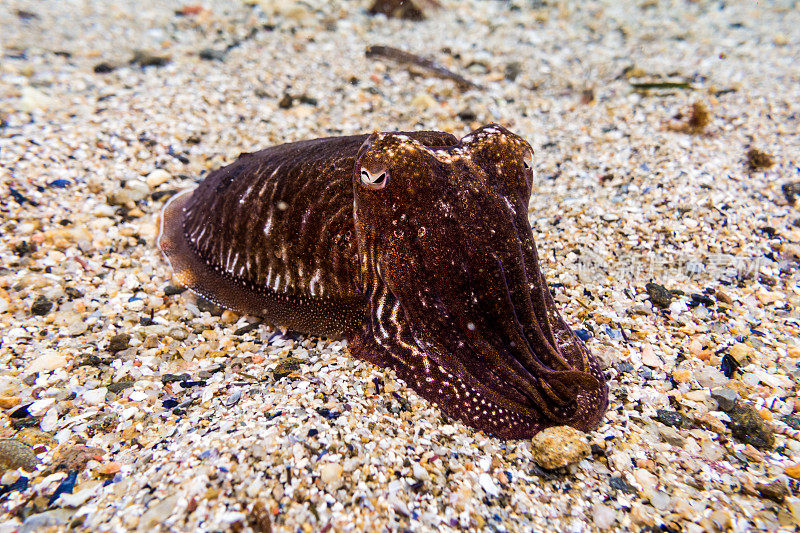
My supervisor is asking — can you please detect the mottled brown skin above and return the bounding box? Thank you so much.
[158,124,608,440]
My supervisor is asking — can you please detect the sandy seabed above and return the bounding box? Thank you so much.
[1,0,800,531]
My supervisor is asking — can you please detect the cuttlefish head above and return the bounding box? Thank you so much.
[348,124,608,440]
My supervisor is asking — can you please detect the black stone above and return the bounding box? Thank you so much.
[93,62,116,73]
[30,295,53,316]
[163,285,185,296]
[199,48,227,61]
[727,402,775,449]
[278,94,294,109]
[316,408,341,420]
[720,353,740,378]
[614,362,634,374]
[161,373,191,384]
[780,415,800,430]
[130,50,170,67]
[107,381,135,393]
[782,181,800,205]
[656,409,685,428]
[645,282,673,308]
[107,334,131,353]
[64,287,84,299]
[609,476,637,495]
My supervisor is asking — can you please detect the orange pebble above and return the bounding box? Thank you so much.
[785,463,800,479]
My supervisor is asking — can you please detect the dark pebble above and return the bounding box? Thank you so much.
[614,362,634,374]
[48,470,78,505]
[13,241,36,256]
[296,94,317,106]
[87,413,118,436]
[637,367,653,380]
[656,409,685,428]
[755,480,788,503]
[278,94,294,109]
[162,399,179,409]
[179,380,206,388]
[31,295,53,316]
[689,293,714,307]
[10,416,40,430]
[197,371,214,380]
[779,414,800,430]
[130,50,170,67]
[22,373,38,386]
[457,109,477,122]
[76,355,103,367]
[163,285,185,296]
[10,404,32,418]
[199,48,226,61]
[0,476,28,498]
[308,428,319,438]
[107,381,135,393]
[316,408,341,420]
[273,357,303,380]
[161,373,190,384]
[93,62,116,73]
[726,402,775,449]
[107,333,131,353]
[504,61,522,81]
[48,179,72,188]
[783,181,800,205]
[574,328,592,341]
[152,189,178,202]
[609,476,637,494]
[710,387,738,412]
[64,286,84,299]
[645,282,673,308]
[590,444,605,456]
[195,296,224,316]
[368,0,425,20]
[720,353,740,378]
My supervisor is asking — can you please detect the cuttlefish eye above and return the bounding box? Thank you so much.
[522,150,533,170]
[360,167,389,190]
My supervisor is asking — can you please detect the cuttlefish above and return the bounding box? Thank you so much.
[157,124,608,440]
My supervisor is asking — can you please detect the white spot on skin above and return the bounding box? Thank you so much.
[467,322,476,331]
[277,201,289,211]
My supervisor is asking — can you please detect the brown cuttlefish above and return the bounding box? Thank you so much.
[158,124,608,440]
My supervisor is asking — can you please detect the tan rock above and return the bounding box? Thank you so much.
[530,426,590,469]
[0,397,22,409]
[785,462,800,479]
[319,463,343,484]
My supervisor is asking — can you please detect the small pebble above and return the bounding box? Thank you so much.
[0,439,39,472]
[107,333,131,353]
[645,282,673,308]
[319,463,343,484]
[727,402,775,449]
[655,409,685,428]
[30,295,53,316]
[711,387,739,412]
[530,426,590,469]
[273,357,303,380]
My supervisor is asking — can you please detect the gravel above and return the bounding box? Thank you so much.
[1,0,800,530]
